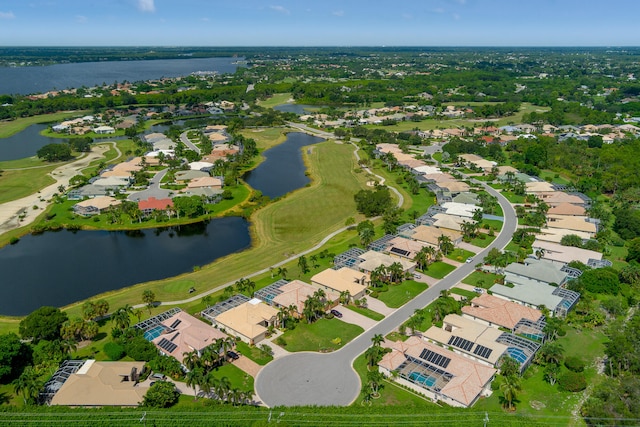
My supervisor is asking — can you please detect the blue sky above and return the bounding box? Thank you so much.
[0,0,638,46]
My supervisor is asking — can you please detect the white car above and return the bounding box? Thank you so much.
[466,257,474,263]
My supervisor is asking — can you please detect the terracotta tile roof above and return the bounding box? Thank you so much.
[462,293,543,329]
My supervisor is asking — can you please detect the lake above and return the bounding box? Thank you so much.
[0,217,251,316]
[244,132,325,199]
[273,104,321,115]
[0,57,240,96]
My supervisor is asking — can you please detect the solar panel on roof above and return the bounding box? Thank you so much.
[169,319,182,329]
[473,344,493,359]
[390,247,410,257]
[448,335,474,352]
[158,338,178,353]
[419,348,451,369]
[170,332,180,342]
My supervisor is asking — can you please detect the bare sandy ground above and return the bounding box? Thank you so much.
[0,142,116,235]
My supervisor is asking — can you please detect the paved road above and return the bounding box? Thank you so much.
[128,168,171,202]
[254,181,517,407]
[179,131,201,154]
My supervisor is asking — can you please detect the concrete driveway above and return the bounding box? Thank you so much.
[128,168,173,201]
[336,307,377,330]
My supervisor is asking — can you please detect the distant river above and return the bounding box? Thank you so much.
[0,57,240,96]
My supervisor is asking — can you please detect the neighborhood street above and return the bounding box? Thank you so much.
[254,182,517,407]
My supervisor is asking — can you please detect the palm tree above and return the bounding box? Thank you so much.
[13,367,42,405]
[367,370,385,397]
[413,250,428,271]
[200,346,220,372]
[182,350,201,372]
[111,305,133,331]
[216,376,232,401]
[500,374,521,410]
[371,334,384,347]
[387,262,404,284]
[277,267,288,280]
[539,342,565,366]
[364,346,381,370]
[310,255,319,269]
[185,366,205,400]
[438,234,454,256]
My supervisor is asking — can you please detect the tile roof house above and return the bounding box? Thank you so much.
[531,239,603,266]
[545,215,597,236]
[187,176,223,189]
[151,311,229,360]
[379,336,496,408]
[49,360,149,407]
[462,293,544,330]
[547,202,586,216]
[408,225,463,246]
[73,196,121,216]
[211,298,278,345]
[311,267,369,300]
[356,250,417,274]
[504,259,569,287]
[138,197,174,216]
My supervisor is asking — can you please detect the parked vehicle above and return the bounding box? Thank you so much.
[330,309,343,318]
[227,351,240,360]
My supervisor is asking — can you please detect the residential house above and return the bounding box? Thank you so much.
[356,250,416,275]
[545,215,597,237]
[379,336,497,408]
[138,197,174,216]
[255,279,338,318]
[206,298,278,345]
[407,225,463,246]
[531,240,605,267]
[462,293,544,332]
[187,176,223,190]
[73,196,121,216]
[311,267,369,301]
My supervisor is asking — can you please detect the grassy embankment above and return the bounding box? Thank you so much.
[0,111,86,138]
[15,137,369,325]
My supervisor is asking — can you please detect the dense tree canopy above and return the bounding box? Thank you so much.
[354,186,393,217]
[19,306,68,342]
[36,143,72,162]
[0,333,32,381]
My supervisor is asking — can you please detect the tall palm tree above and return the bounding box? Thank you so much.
[500,374,521,410]
[182,350,201,372]
[185,366,204,400]
[111,305,133,331]
[438,235,454,256]
[216,376,232,401]
[371,334,384,347]
[387,262,404,284]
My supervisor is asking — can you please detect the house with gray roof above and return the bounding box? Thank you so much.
[504,259,569,287]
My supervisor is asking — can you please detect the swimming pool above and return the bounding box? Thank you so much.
[506,347,527,364]
[144,325,166,341]
[409,371,437,387]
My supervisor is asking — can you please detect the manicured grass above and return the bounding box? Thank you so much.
[235,341,273,366]
[0,111,88,138]
[606,244,628,270]
[374,280,428,308]
[240,127,287,152]
[277,317,364,352]
[344,304,385,321]
[0,166,57,204]
[206,363,254,392]
[423,261,456,280]
[450,287,478,299]
[446,247,475,263]
[352,353,435,407]
[469,232,497,248]
[501,191,526,204]
[462,270,503,289]
[385,331,408,342]
[256,93,293,108]
[481,219,504,231]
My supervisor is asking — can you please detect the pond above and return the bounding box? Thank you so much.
[244,132,325,199]
[0,217,251,316]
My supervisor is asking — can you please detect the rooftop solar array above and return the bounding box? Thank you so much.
[448,335,474,352]
[390,247,411,257]
[201,294,250,323]
[158,337,178,354]
[169,319,182,329]
[419,348,451,369]
[133,307,182,332]
[39,360,86,404]
[473,344,493,359]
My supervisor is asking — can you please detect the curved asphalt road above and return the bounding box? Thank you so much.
[255,179,517,407]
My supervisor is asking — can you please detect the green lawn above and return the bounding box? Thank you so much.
[423,261,456,279]
[469,232,497,248]
[234,341,273,366]
[462,271,504,289]
[344,304,385,321]
[0,165,57,204]
[205,363,254,392]
[374,280,428,308]
[446,247,475,263]
[277,317,364,352]
[256,93,293,108]
[501,191,526,204]
[450,287,478,299]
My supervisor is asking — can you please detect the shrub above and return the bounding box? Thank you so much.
[564,356,585,373]
[141,381,179,408]
[275,336,287,347]
[558,371,587,392]
[104,342,125,360]
[124,336,157,361]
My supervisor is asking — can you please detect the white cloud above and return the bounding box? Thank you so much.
[75,15,88,24]
[332,10,344,17]
[270,5,290,15]
[0,11,15,19]
[137,0,155,13]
